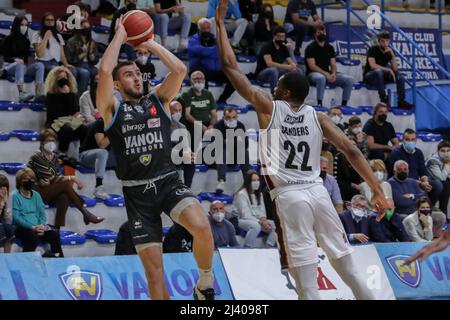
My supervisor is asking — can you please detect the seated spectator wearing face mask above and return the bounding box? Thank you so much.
[79,74,101,124]
[134,46,156,95]
[388,128,442,208]
[0,175,15,253]
[12,168,64,257]
[426,140,450,216]
[368,200,410,243]
[254,4,278,56]
[320,157,344,213]
[327,106,347,131]
[403,197,434,242]
[233,170,276,248]
[345,116,369,159]
[339,195,370,244]
[335,136,363,202]
[359,159,393,206]
[208,200,239,248]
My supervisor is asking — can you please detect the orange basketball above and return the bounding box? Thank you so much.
[122,10,154,47]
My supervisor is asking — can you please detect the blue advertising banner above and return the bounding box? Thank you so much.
[374,243,450,299]
[0,252,234,300]
[330,25,445,80]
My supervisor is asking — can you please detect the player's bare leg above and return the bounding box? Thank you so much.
[138,245,170,300]
[177,203,215,299]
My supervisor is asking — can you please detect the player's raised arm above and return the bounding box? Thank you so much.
[97,16,126,126]
[404,228,450,265]
[215,0,273,128]
[317,112,388,221]
[136,40,187,111]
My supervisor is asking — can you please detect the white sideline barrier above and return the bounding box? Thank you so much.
[219,245,396,300]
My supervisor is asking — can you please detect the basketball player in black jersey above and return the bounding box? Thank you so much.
[97,16,215,300]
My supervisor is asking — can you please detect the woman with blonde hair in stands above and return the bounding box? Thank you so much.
[44,66,88,154]
[359,159,393,206]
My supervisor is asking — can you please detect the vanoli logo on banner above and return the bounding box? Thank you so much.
[59,265,102,300]
[386,255,421,288]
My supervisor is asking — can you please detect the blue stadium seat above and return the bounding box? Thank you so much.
[0,163,26,174]
[250,163,261,172]
[22,102,46,112]
[60,230,86,245]
[198,192,233,204]
[70,195,97,208]
[29,21,41,31]
[149,78,163,86]
[236,53,257,63]
[341,106,363,115]
[0,101,22,111]
[195,164,209,172]
[0,20,12,30]
[85,229,117,244]
[396,132,404,141]
[336,57,361,66]
[104,194,125,207]
[313,105,328,112]
[417,132,442,142]
[225,103,248,114]
[391,108,414,116]
[352,82,366,90]
[246,104,255,111]
[207,80,223,87]
[359,105,373,114]
[0,132,11,141]
[92,25,111,34]
[10,130,40,141]
[228,164,241,172]
[76,164,96,174]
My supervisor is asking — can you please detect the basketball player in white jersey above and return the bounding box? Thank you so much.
[215,0,389,300]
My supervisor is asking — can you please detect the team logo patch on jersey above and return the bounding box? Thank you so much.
[133,105,144,114]
[124,113,133,121]
[149,105,158,116]
[147,118,160,128]
[284,115,305,124]
[59,269,102,300]
[386,255,421,288]
[139,154,152,166]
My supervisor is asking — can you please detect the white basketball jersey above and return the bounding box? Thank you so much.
[260,101,323,193]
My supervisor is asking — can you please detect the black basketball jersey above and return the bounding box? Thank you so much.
[105,93,176,181]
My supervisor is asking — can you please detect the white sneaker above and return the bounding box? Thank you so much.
[177,38,188,52]
[216,180,225,193]
[19,91,34,102]
[94,185,110,200]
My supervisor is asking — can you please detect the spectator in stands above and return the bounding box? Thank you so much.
[134,46,156,95]
[44,66,88,154]
[389,160,428,218]
[79,118,113,200]
[403,197,434,242]
[363,103,399,161]
[320,157,344,212]
[170,100,195,186]
[430,0,450,9]
[238,0,260,54]
[115,221,137,255]
[208,200,239,248]
[363,31,413,109]
[321,138,335,175]
[12,168,64,257]
[283,0,322,56]
[163,223,193,253]
[208,0,249,52]
[254,3,278,55]
[339,195,370,244]
[255,26,300,93]
[368,201,410,243]
[2,15,45,102]
[154,0,191,51]
[388,128,442,206]
[426,140,450,215]
[32,12,73,75]
[214,106,251,193]
[234,170,276,248]
[79,74,100,123]
[65,19,99,95]
[28,129,105,229]
[59,1,92,41]
[327,106,347,131]
[109,0,138,60]
[0,175,15,253]
[188,18,234,103]
[305,23,353,107]
[360,159,393,206]
[345,116,369,158]
[335,137,363,201]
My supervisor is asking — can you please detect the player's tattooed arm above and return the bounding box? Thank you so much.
[317,112,388,221]
[97,15,127,126]
[215,0,272,128]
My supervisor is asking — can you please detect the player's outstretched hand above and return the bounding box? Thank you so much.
[115,15,128,44]
[371,191,388,222]
[404,228,450,265]
[215,0,228,23]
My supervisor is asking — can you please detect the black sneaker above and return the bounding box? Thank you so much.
[193,287,215,300]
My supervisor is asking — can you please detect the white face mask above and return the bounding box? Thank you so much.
[171,112,182,122]
[136,55,149,65]
[193,83,205,92]
[225,119,237,128]
[20,26,28,35]
[251,181,260,191]
[43,142,57,153]
[374,171,385,182]
[351,208,367,218]
[212,211,225,222]
[331,115,343,125]
[352,127,362,135]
